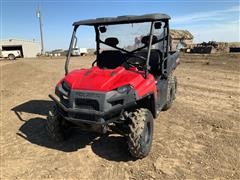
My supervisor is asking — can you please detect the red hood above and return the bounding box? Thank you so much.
[63,66,155,94]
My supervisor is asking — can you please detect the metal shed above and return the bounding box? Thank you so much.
[0,39,41,58]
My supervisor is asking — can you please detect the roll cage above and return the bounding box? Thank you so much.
[65,13,171,78]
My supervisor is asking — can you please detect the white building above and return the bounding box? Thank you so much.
[0,39,41,58]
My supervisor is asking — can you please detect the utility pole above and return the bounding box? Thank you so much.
[37,8,44,55]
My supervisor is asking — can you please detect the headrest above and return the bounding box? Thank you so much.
[105,37,119,46]
[141,35,158,45]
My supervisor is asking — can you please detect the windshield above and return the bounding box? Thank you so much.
[65,21,168,74]
[99,22,165,52]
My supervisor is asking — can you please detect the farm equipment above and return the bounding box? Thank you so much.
[47,13,180,158]
[191,41,218,54]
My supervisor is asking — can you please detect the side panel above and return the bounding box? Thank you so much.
[166,51,179,75]
[156,79,168,110]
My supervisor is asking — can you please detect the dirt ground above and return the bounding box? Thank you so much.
[1,53,240,179]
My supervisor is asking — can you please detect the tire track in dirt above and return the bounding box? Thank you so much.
[1,54,240,179]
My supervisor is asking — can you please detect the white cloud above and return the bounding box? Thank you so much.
[198,30,238,43]
[181,20,239,42]
[171,6,240,42]
[172,5,240,24]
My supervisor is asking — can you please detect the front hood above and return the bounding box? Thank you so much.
[63,66,148,92]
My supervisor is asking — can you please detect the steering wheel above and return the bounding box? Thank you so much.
[126,54,147,69]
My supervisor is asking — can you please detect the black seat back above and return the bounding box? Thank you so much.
[141,35,158,45]
[136,50,162,76]
[97,50,125,69]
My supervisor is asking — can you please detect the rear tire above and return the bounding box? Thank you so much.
[8,54,15,60]
[162,74,177,111]
[46,105,68,142]
[127,108,153,158]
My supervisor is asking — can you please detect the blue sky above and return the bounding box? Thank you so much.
[1,0,239,50]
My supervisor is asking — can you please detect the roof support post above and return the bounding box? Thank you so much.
[145,21,154,78]
[65,25,78,75]
[94,25,100,58]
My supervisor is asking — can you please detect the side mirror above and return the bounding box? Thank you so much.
[154,22,162,29]
[176,41,186,51]
[99,26,107,33]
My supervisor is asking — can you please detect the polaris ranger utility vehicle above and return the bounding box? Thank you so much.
[47,13,179,158]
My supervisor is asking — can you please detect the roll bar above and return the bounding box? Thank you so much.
[65,21,168,78]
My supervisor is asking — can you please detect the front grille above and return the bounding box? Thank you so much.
[75,98,100,111]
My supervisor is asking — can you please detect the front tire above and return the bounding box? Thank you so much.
[46,105,68,142]
[127,108,154,158]
[8,54,15,60]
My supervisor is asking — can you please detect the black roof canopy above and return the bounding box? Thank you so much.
[73,13,171,26]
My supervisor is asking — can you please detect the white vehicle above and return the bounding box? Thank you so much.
[71,47,87,56]
[1,50,21,60]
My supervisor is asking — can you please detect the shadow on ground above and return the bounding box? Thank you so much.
[12,100,134,162]
[11,100,54,117]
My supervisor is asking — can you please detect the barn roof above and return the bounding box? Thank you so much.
[170,30,193,39]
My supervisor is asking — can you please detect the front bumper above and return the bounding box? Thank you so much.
[49,87,136,125]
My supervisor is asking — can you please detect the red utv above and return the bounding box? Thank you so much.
[47,13,180,158]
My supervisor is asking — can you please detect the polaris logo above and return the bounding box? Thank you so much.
[76,93,101,99]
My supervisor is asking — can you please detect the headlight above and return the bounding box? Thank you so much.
[117,85,132,94]
[62,81,70,92]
